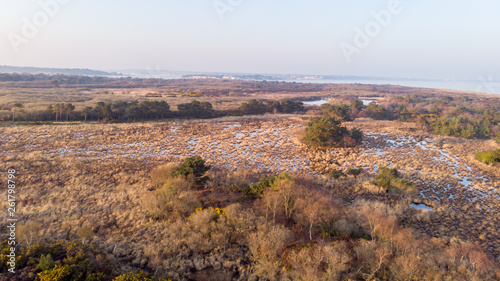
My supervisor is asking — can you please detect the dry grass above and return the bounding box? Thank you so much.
[0,116,499,278]
[1,78,493,113]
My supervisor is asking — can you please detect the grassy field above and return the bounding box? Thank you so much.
[1,78,495,113]
[1,116,499,279]
[1,79,500,280]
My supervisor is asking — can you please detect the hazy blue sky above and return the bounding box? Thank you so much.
[1,0,499,80]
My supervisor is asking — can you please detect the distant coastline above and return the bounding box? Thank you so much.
[1,65,498,95]
[280,78,499,95]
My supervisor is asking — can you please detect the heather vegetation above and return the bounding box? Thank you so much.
[0,241,116,280]
[374,167,414,192]
[1,76,499,143]
[2,78,500,280]
[2,155,498,280]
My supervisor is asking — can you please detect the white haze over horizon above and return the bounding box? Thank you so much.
[1,0,500,85]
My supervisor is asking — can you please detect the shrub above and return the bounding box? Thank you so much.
[173,155,211,186]
[295,190,340,240]
[302,116,362,148]
[351,99,364,111]
[37,254,55,272]
[145,183,200,220]
[374,167,417,199]
[270,174,299,220]
[206,168,262,191]
[365,102,392,120]
[145,93,162,97]
[374,167,399,189]
[475,149,500,164]
[286,242,352,281]
[279,99,304,113]
[238,99,267,115]
[351,128,363,144]
[244,174,270,198]
[261,188,285,225]
[330,170,345,179]
[161,204,258,256]
[150,163,178,188]
[326,218,370,240]
[389,178,416,194]
[38,264,73,281]
[223,204,259,243]
[27,241,114,281]
[303,116,347,148]
[17,221,41,247]
[177,100,215,118]
[320,104,352,121]
[346,168,362,178]
[76,225,94,244]
[174,190,202,218]
[248,224,292,280]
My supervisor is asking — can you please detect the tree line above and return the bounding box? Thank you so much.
[312,96,500,141]
[237,99,305,115]
[1,98,307,123]
[374,95,500,140]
